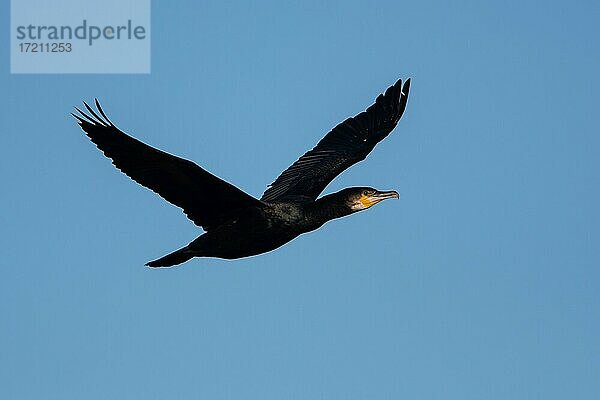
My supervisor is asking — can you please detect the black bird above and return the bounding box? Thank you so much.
[74,78,411,267]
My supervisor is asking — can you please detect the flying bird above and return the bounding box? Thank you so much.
[73,78,411,267]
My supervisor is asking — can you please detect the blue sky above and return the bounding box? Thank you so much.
[1,1,599,398]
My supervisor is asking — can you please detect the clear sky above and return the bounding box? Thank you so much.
[1,1,599,399]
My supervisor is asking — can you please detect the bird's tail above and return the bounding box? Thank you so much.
[145,246,194,268]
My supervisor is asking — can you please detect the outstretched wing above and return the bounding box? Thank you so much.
[261,78,410,203]
[73,100,263,231]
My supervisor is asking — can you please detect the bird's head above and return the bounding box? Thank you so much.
[343,187,400,212]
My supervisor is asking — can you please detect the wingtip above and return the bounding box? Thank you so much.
[73,99,113,127]
[72,106,96,124]
[94,98,113,126]
[71,112,85,124]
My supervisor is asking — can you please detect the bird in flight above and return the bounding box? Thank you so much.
[74,78,411,267]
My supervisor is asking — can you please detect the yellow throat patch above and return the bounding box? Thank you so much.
[358,195,378,209]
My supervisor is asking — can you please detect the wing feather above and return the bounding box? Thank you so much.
[261,78,410,203]
[75,100,263,230]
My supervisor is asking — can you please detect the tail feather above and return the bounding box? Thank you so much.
[146,246,194,268]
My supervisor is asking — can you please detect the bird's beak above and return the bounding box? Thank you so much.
[372,190,400,200]
[360,190,400,208]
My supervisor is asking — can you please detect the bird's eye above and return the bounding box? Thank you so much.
[363,190,370,196]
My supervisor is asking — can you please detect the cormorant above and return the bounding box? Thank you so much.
[73,78,411,267]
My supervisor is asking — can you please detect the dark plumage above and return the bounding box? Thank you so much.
[74,78,411,267]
